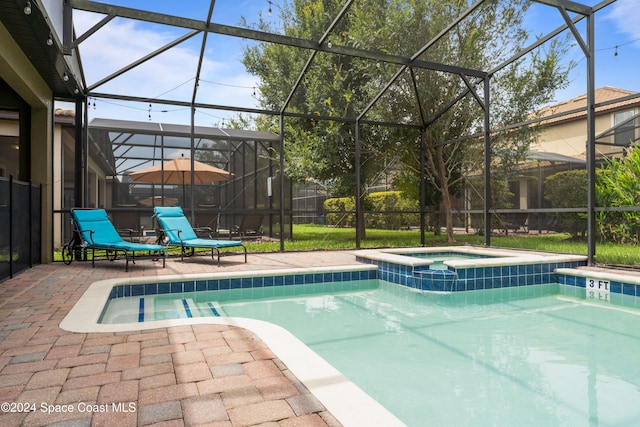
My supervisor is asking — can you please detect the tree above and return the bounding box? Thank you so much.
[242,0,573,242]
[386,3,573,242]
[243,0,400,239]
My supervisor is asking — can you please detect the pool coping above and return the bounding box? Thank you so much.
[558,267,640,285]
[60,264,405,427]
[354,246,588,269]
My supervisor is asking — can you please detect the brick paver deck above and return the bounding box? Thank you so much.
[0,251,356,426]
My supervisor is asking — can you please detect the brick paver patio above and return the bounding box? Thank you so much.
[0,251,356,426]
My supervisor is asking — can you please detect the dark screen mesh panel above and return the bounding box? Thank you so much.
[12,181,30,274]
[0,177,41,281]
[0,179,9,279]
[88,120,288,241]
[30,183,41,265]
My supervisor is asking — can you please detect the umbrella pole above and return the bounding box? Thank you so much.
[182,171,186,209]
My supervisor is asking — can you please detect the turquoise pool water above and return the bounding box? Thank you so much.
[401,252,495,260]
[399,252,496,270]
[101,279,640,426]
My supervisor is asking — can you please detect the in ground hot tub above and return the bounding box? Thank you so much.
[355,246,588,292]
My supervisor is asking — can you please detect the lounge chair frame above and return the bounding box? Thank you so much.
[62,208,166,272]
[233,213,264,239]
[153,207,247,266]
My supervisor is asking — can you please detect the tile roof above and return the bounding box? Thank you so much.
[536,86,640,125]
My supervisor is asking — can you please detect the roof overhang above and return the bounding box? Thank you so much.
[88,118,281,142]
[526,151,586,164]
[0,0,83,100]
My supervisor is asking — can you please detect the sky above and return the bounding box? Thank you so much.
[62,0,640,127]
[527,0,640,101]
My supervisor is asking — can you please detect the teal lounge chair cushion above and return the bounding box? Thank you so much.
[154,206,243,247]
[72,209,163,252]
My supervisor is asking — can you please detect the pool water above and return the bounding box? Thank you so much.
[402,252,494,260]
[399,251,498,270]
[101,280,640,426]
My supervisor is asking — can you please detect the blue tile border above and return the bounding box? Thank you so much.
[555,272,640,297]
[357,255,595,293]
[106,256,639,299]
[108,268,378,301]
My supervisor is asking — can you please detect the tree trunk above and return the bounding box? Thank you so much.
[435,146,456,243]
[357,203,366,241]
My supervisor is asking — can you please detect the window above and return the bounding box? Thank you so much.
[614,110,636,146]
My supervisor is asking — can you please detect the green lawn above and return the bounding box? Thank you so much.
[245,224,640,267]
[53,224,640,267]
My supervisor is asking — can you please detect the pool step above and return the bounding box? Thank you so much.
[129,297,224,322]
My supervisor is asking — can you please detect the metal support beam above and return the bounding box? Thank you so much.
[409,68,426,126]
[72,14,115,48]
[191,1,216,106]
[83,98,89,207]
[557,6,590,56]
[532,0,592,15]
[357,0,486,121]
[279,114,285,252]
[586,13,596,265]
[355,121,361,249]
[63,0,73,54]
[74,99,83,207]
[189,106,196,223]
[88,91,425,130]
[281,0,355,113]
[419,130,426,246]
[88,30,201,92]
[483,78,491,247]
[460,74,485,110]
[72,0,485,79]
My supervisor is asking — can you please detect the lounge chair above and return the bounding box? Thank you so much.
[63,208,166,271]
[504,213,529,235]
[233,213,264,239]
[153,206,247,266]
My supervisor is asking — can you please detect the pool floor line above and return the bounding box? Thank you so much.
[207,302,221,316]
[182,298,193,318]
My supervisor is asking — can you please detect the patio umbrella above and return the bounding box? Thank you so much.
[139,195,179,207]
[129,154,231,205]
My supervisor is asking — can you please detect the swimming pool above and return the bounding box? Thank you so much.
[61,247,640,426]
[96,278,640,426]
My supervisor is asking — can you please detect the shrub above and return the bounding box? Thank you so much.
[596,144,640,244]
[366,191,419,230]
[324,191,419,229]
[324,197,355,227]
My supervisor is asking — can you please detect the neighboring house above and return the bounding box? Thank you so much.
[535,86,639,159]
[510,86,640,214]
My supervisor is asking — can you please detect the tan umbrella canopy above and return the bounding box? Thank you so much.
[129,154,231,185]
[129,154,231,206]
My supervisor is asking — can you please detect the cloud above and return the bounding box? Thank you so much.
[73,10,260,125]
[605,0,640,44]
